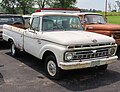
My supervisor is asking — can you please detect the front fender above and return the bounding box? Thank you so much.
[39,44,66,65]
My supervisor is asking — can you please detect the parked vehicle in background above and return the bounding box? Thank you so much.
[3,12,118,79]
[75,12,120,45]
[0,14,25,41]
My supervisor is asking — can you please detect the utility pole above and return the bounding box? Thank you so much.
[105,0,108,19]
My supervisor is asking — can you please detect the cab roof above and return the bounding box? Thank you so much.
[32,12,78,17]
[36,8,80,13]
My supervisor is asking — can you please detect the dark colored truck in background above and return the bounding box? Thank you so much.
[0,14,25,41]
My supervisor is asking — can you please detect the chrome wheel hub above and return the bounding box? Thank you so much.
[47,60,56,76]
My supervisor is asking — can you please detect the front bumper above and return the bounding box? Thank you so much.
[59,56,118,70]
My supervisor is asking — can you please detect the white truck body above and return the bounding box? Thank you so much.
[3,12,118,79]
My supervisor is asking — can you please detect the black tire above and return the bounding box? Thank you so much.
[45,55,63,80]
[11,42,20,57]
[97,64,108,70]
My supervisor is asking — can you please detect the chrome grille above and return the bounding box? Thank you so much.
[72,48,109,60]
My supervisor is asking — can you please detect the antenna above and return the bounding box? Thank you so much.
[104,0,108,19]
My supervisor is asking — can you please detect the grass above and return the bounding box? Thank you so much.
[97,12,120,24]
[107,16,120,24]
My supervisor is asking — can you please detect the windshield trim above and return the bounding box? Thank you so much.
[84,14,106,24]
[42,15,83,32]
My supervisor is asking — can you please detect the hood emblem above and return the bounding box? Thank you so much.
[92,50,97,54]
[92,39,97,43]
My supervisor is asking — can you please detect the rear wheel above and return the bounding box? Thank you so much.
[45,55,63,80]
[11,42,20,57]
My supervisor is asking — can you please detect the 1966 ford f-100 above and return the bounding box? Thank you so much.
[2,12,118,79]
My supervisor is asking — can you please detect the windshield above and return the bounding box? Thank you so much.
[85,15,106,24]
[0,17,24,25]
[42,15,82,31]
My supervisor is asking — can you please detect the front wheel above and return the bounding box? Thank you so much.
[11,42,20,57]
[45,55,63,80]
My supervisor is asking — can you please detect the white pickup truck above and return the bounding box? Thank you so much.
[3,12,118,79]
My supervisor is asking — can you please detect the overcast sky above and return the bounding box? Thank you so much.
[76,0,117,11]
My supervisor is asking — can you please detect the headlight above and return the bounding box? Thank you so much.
[108,47,116,56]
[65,52,73,61]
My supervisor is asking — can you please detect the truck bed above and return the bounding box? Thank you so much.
[10,23,26,29]
[3,24,24,50]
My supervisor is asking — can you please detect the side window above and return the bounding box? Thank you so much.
[31,17,40,31]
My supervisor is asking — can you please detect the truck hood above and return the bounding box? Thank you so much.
[42,31,115,45]
[87,23,120,31]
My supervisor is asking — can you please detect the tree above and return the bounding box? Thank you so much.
[0,0,17,14]
[34,0,48,8]
[113,4,117,12]
[108,2,111,12]
[34,0,77,12]
[46,0,77,8]
[17,0,34,14]
[1,0,77,14]
[34,0,43,9]
[0,0,34,14]
[116,0,120,12]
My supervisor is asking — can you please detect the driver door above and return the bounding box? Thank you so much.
[24,16,42,58]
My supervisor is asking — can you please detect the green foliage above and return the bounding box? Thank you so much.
[94,12,120,24]
[0,0,17,14]
[34,0,43,8]
[98,12,120,16]
[0,0,34,14]
[47,0,77,8]
[17,0,34,14]
[0,0,77,14]
[107,16,120,24]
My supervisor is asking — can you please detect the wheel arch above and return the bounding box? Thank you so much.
[8,38,14,44]
[8,38,14,43]
[42,50,56,63]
